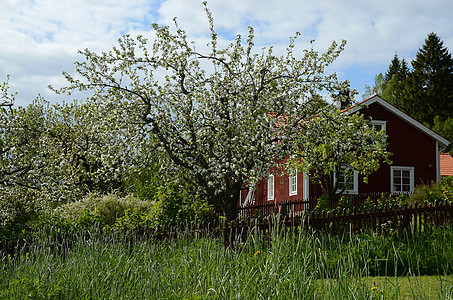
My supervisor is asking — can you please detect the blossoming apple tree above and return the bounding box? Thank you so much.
[53,5,351,220]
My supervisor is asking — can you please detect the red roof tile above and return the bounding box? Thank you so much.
[440,153,453,176]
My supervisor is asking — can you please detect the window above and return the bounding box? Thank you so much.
[336,168,358,194]
[391,166,414,193]
[267,175,274,201]
[367,120,387,148]
[289,171,297,196]
[371,120,387,132]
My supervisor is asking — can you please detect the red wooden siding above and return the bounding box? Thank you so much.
[358,102,437,193]
[247,98,442,205]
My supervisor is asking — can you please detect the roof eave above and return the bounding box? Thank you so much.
[343,95,450,148]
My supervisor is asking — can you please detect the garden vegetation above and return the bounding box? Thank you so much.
[2,218,453,299]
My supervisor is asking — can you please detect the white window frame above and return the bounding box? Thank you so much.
[371,120,387,132]
[289,171,297,196]
[336,169,358,194]
[267,174,274,201]
[391,166,414,193]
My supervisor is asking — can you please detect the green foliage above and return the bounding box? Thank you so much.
[314,194,331,213]
[0,190,41,240]
[336,194,355,211]
[408,177,453,204]
[128,165,161,200]
[35,187,215,233]
[288,109,392,206]
[365,33,453,127]
[48,193,154,231]
[314,194,356,214]
[151,184,216,226]
[403,33,453,126]
[362,193,412,210]
[112,208,154,229]
[432,116,453,154]
[363,54,409,108]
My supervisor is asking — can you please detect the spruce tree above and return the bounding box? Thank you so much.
[402,33,453,126]
[364,54,409,108]
[385,54,403,82]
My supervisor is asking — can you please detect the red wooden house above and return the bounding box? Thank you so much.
[241,95,450,206]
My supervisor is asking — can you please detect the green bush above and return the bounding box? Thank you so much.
[49,193,154,231]
[361,193,412,211]
[43,186,216,232]
[151,183,216,226]
[0,190,42,240]
[1,186,217,239]
[314,194,330,213]
[409,177,453,204]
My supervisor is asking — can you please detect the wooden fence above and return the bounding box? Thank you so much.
[2,200,453,256]
[227,200,453,247]
[0,221,223,258]
[237,192,404,218]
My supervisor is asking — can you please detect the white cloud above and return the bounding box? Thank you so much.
[1,0,453,105]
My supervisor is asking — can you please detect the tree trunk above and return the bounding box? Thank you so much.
[221,197,239,222]
[214,185,242,222]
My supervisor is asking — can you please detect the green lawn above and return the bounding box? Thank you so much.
[315,275,453,299]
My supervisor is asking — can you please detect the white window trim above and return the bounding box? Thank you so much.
[267,174,274,201]
[289,171,297,196]
[303,173,310,201]
[390,166,414,194]
[371,120,387,132]
[335,169,358,195]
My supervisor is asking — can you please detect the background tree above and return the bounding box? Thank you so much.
[0,79,46,230]
[287,108,392,208]
[363,54,408,108]
[0,78,148,233]
[402,33,453,126]
[1,98,139,203]
[364,33,453,149]
[53,5,350,220]
[432,116,453,155]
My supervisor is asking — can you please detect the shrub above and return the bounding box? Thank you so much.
[50,193,154,230]
[409,177,453,204]
[150,183,216,226]
[361,193,412,211]
[314,194,330,213]
[0,190,41,240]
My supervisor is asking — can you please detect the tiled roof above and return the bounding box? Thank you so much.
[440,153,453,176]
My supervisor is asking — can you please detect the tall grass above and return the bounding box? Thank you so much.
[2,221,453,299]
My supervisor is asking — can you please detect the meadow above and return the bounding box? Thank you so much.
[2,221,453,299]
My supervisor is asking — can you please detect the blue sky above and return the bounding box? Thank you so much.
[1,0,453,107]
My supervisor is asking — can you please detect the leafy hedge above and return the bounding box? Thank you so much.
[1,185,216,240]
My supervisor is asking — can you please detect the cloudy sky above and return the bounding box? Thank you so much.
[1,0,453,107]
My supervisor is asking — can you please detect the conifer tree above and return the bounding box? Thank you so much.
[402,33,453,126]
[364,54,408,108]
[385,54,403,82]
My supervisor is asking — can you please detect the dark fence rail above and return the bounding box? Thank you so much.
[228,200,453,247]
[0,221,222,258]
[237,192,406,218]
[2,199,452,256]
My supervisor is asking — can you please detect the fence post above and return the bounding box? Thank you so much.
[331,210,336,234]
[223,221,228,248]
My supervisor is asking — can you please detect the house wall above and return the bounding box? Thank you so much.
[242,171,305,206]
[248,100,439,205]
[357,102,438,193]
